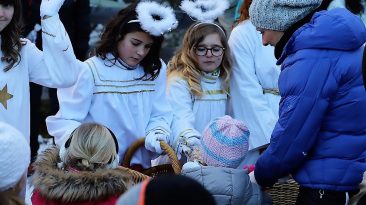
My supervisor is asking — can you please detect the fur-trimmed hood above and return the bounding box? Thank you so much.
[31,146,132,203]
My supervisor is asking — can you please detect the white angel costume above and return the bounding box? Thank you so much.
[168,71,228,150]
[46,54,172,168]
[228,20,280,152]
[0,15,78,142]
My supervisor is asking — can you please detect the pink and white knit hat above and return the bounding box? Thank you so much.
[201,115,249,168]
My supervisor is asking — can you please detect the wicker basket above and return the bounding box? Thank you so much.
[122,138,181,177]
[266,178,300,205]
[115,166,149,184]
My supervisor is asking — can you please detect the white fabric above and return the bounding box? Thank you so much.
[0,123,30,191]
[167,73,228,154]
[145,128,170,154]
[328,0,366,25]
[0,15,77,142]
[40,0,65,18]
[46,56,172,168]
[228,20,280,150]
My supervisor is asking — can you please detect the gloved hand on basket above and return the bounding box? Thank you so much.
[145,129,170,154]
[40,0,65,18]
[176,130,201,158]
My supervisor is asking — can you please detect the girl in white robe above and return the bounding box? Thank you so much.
[0,0,78,143]
[167,22,232,157]
[228,0,280,164]
[46,2,174,168]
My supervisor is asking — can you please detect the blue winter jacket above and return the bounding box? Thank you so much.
[254,8,366,191]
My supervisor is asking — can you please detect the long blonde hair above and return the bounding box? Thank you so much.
[168,23,232,97]
[64,123,118,171]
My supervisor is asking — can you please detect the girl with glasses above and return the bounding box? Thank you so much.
[167,22,232,158]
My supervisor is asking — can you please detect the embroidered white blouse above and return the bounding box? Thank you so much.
[228,20,281,150]
[167,71,228,148]
[46,55,172,167]
[0,15,78,142]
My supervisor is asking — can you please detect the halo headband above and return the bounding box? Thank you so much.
[192,22,226,37]
[180,0,230,23]
[135,1,178,36]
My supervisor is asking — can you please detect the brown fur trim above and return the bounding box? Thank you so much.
[31,146,133,203]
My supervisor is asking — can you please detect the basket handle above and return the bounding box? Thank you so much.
[122,137,181,174]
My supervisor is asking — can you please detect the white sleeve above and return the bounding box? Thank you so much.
[46,64,93,145]
[28,14,78,88]
[167,76,200,148]
[228,23,277,149]
[145,61,173,136]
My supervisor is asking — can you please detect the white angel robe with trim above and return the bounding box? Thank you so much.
[46,56,172,167]
[229,20,280,150]
[168,72,228,146]
[0,15,78,142]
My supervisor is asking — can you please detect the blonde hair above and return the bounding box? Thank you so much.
[0,175,26,205]
[168,23,232,97]
[64,123,118,171]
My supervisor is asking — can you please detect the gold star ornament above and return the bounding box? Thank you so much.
[0,84,13,109]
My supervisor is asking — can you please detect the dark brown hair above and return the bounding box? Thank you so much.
[345,0,364,15]
[95,2,164,81]
[0,0,23,72]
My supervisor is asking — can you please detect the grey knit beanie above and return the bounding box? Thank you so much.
[249,0,322,31]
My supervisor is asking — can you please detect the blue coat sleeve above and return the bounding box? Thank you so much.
[254,57,337,187]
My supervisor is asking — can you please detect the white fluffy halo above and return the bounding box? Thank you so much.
[136,1,178,36]
[180,0,230,23]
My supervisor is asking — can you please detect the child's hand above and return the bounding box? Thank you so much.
[176,134,201,157]
[145,130,170,154]
[40,0,65,18]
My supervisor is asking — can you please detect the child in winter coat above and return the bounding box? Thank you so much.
[181,115,268,205]
[31,123,133,205]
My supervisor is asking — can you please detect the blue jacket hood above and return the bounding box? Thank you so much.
[278,8,366,64]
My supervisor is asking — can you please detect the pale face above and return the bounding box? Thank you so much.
[117,31,153,67]
[257,28,284,46]
[0,4,14,33]
[195,33,224,72]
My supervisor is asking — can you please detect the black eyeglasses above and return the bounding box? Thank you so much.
[194,46,225,57]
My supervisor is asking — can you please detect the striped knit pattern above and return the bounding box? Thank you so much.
[201,115,249,168]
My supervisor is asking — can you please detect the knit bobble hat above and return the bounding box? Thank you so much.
[0,122,30,191]
[249,0,322,31]
[201,115,249,168]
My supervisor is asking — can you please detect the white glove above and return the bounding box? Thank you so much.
[145,129,170,154]
[176,131,201,157]
[40,0,65,18]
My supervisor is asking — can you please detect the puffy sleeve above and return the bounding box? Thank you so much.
[28,15,78,88]
[228,22,277,149]
[254,58,336,187]
[145,61,173,137]
[46,63,94,145]
[167,76,201,149]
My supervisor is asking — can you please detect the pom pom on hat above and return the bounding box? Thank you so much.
[201,115,249,168]
[0,122,30,191]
